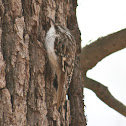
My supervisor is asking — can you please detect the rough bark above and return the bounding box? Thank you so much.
[0,0,86,126]
[80,29,126,117]
[67,1,86,126]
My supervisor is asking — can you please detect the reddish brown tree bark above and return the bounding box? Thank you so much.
[0,0,86,126]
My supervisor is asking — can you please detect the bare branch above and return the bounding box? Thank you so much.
[80,28,126,73]
[80,29,126,117]
[84,76,126,117]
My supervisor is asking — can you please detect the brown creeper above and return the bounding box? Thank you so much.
[45,18,76,109]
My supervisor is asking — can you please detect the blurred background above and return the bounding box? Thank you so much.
[77,0,126,125]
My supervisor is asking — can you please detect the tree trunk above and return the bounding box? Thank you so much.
[0,0,86,126]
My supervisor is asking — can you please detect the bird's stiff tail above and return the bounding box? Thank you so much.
[56,72,65,109]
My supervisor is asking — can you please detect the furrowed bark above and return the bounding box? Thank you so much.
[0,0,86,125]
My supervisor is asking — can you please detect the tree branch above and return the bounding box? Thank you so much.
[80,29,126,117]
[84,76,126,117]
[80,28,126,73]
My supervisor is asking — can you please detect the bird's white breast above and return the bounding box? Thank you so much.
[45,26,58,68]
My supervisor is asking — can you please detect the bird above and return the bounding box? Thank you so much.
[45,17,76,109]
